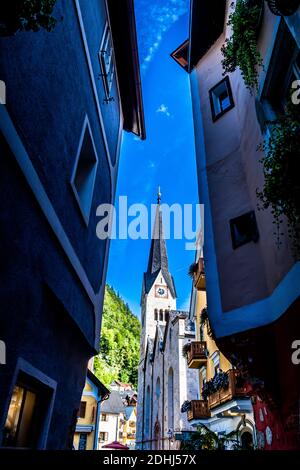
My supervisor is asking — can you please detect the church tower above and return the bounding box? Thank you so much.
[140,189,177,358]
[136,190,177,449]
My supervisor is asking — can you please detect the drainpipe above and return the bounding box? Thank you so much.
[141,362,146,450]
[162,351,165,450]
[150,361,154,449]
[94,392,109,450]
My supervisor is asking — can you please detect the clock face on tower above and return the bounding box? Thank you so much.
[155,284,168,298]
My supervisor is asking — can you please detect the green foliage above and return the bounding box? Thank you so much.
[94,285,140,389]
[0,0,58,36]
[221,0,263,90]
[257,102,300,253]
[200,307,215,340]
[181,423,242,451]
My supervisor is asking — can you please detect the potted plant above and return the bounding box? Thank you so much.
[181,423,242,450]
[221,0,264,90]
[256,101,300,253]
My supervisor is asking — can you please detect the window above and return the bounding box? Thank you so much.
[100,413,108,422]
[71,119,98,225]
[168,368,174,431]
[209,76,234,121]
[99,432,108,441]
[211,351,220,376]
[159,309,163,322]
[99,23,115,102]
[2,374,52,449]
[154,308,158,321]
[257,20,300,129]
[230,211,259,250]
[78,401,86,419]
[78,433,87,450]
[165,310,169,322]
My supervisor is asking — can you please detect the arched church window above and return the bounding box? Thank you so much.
[156,377,161,399]
[168,368,174,431]
[145,386,151,439]
[154,309,158,321]
[165,310,169,322]
[159,309,163,322]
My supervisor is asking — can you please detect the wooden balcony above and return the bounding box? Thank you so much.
[187,400,210,421]
[208,369,248,409]
[194,258,205,291]
[187,341,207,368]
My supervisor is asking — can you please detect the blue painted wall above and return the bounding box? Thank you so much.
[0,0,123,449]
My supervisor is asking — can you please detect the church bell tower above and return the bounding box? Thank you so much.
[139,188,177,359]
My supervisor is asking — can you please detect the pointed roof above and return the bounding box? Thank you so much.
[143,191,176,298]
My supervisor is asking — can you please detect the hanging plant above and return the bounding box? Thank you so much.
[256,101,300,253]
[182,342,191,358]
[181,400,191,413]
[221,0,264,90]
[0,0,58,36]
[188,262,198,278]
[200,307,215,340]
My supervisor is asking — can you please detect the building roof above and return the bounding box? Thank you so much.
[143,200,176,298]
[171,0,226,72]
[107,0,146,139]
[100,390,125,414]
[87,369,110,399]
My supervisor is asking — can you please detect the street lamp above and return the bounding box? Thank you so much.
[167,429,173,450]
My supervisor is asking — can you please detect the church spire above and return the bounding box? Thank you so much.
[157,186,161,204]
[143,190,176,298]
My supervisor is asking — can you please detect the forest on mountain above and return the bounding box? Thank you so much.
[94,285,140,389]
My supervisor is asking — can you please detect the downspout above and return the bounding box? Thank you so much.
[150,361,154,449]
[94,392,109,450]
[141,362,146,449]
[162,351,165,450]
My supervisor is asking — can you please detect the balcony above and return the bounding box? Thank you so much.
[187,341,207,368]
[189,258,205,291]
[208,370,248,410]
[187,400,210,421]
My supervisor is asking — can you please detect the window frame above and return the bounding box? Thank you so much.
[70,116,99,226]
[78,401,87,419]
[99,431,108,441]
[2,358,56,449]
[209,76,235,122]
[98,22,115,102]
[230,210,259,250]
[256,19,300,132]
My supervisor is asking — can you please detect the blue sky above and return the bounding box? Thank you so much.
[107,0,198,317]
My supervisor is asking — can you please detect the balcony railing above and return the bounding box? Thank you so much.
[208,369,248,409]
[187,400,210,421]
[187,341,207,368]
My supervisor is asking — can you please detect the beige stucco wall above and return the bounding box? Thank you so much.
[193,1,295,312]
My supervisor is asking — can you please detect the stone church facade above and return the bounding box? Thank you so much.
[136,195,199,450]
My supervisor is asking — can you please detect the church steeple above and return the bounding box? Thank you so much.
[143,190,176,299]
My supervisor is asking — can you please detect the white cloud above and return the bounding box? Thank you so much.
[156,103,171,117]
[137,0,189,74]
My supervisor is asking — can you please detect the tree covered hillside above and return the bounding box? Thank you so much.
[94,285,140,389]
